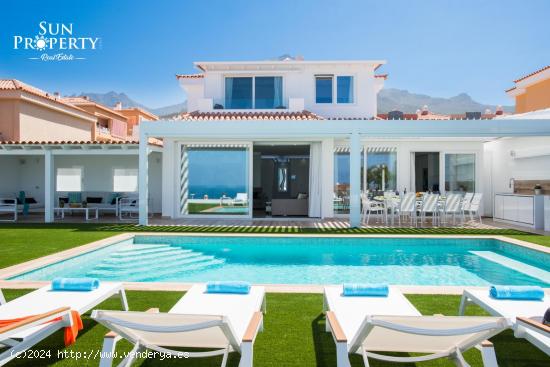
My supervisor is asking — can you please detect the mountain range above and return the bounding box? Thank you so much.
[76,89,512,117]
[378,88,512,114]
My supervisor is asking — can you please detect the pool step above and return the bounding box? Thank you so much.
[87,254,218,278]
[94,251,203,270]
[114,244,172,253]
[108,246,184,259]
[470,251,550,283]
[99,248,193,265]
[136,259,225,282]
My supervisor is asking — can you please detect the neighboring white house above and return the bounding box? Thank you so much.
[133,58,550,228]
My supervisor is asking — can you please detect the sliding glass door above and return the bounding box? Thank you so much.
[179,144,250,216]
[445,153,475,193]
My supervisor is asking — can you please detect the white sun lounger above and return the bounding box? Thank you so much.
[324,286,511,367]
[459,288,550,356]
[0,283,127,366]
[92,284,266,367]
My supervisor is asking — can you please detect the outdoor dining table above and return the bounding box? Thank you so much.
[372,196,447,225]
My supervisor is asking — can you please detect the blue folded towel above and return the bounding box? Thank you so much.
[343,283,389,297]
[489,285,544,300]
[206,281,251,294]
[52,277,100,292]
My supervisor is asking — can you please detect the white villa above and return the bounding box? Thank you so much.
[1,59,550,229]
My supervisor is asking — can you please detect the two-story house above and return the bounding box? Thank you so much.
[133,58,550,228]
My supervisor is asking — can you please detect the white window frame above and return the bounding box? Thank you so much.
[224,75,284,110]
[314,74,357,105]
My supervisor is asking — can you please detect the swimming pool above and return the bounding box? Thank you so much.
[206,207,249,214]
[9,235,550,286]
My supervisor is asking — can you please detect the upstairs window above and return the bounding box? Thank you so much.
[225,77,253,109]
[315,75,333,103]
[337,76,354,103]
[255,77,283,108]
[225,76,283,109]
[316,75,355,104]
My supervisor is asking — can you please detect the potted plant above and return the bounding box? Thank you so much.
[534,184,543,195]
[82,200,88,208]
[59,199,64,208]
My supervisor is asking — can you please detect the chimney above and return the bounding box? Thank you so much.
[421,105,429,116]
[82,96,89,101]
[495,105,503,115]
[115,102,122,110]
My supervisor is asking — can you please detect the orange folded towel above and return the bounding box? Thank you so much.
[0,310,83,346]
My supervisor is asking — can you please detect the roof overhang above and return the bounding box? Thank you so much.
[139,119,550,141]
[194,60,386,72]
[0,141,162,155]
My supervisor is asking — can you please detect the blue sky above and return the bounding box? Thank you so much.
[1,0,549,108]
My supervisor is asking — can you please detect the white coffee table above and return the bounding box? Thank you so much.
[54,207,99,221]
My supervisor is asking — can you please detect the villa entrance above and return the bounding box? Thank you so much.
[412,152,440,192]
[252,144,310,218]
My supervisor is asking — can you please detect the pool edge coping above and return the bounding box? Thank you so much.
[0,232,548,294]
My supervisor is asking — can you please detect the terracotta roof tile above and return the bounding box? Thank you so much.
[61,97,129,120]
[0,79,92,116]
[513,65,550,83]
[175,110,324,121]
[175,73,205,79]
[0,139,163,147]
[0,140,136,145]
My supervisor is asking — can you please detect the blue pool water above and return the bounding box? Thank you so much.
[10,236,550,286]
[207,207,249,214]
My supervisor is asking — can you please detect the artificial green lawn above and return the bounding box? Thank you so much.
[1,290,548,367]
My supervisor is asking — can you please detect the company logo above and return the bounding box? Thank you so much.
[14,21,101,61]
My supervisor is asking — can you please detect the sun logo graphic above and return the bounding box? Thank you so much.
[33,35,48,51]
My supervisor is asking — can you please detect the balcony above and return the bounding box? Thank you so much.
[196,98,305,112]
[96,119,128,141]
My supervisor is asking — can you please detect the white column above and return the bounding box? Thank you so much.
[138,138,149,225]
[44,150,54,223]
[179,145,189,215]
[161,139,175,218]
[349,133,361,227]
[320,138,334,218]
[362,147,367,192]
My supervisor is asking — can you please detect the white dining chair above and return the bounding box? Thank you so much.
[461,192,474,223]
[419,193,439,227]
[467,193,483,224]
[396,192,417,226]
[441,193,463,226]
[362,196,385,226]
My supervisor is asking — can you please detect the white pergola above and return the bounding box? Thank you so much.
[0,142,163,222]
[138,119,550,227]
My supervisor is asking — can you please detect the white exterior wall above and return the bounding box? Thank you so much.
[484,136,550,216]
[181,63,381,118]
[0,156,44,203]
[53,154,162,213]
